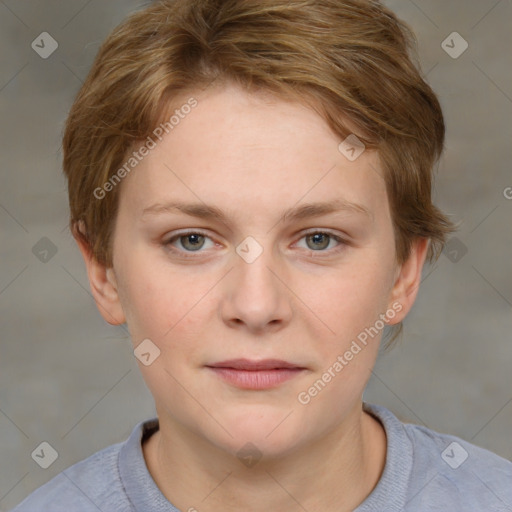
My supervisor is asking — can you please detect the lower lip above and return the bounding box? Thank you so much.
[207,367,305,389]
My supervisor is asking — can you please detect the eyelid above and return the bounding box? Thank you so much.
[166,228,213,240]
[299,227,347,239]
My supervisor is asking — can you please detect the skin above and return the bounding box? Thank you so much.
[77,82,428,512]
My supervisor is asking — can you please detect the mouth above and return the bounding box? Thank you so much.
[205,359,307,390]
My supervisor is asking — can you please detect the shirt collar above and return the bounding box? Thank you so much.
[118,403,413,512]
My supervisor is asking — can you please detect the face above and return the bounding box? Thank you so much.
[83,83,425,460]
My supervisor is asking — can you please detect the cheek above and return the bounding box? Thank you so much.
[293,268,387,417]
[121,266,210,397]
[119,259,216,350]
[299,259,393,339]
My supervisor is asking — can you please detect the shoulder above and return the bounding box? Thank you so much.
[362,403,512,511]
[9,437,134,512]
[366,403,512,511]
[403,421,512,510]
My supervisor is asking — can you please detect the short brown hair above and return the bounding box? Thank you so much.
[63,0,455,280]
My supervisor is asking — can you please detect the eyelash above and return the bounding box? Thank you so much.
[163,229,348,259]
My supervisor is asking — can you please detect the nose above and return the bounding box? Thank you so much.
[220,242,293,334]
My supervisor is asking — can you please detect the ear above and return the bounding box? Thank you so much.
[386,237,429,325]
[73,223,126,326]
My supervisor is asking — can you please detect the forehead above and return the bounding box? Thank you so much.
[118,83,388,221]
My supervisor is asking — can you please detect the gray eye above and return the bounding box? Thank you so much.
[305,233,331,250]
[180,233,206,251]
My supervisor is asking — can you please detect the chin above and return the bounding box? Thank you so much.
[211,406,310,460]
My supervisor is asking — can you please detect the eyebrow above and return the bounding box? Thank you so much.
[141,198,372,224]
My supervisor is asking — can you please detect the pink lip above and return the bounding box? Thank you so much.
[206,359,306,390]
[208,358,303,370]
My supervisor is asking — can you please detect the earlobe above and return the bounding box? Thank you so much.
[386,238,430,325]
[73,225,126,326]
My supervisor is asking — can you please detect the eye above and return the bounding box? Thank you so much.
[296,231,345,252]
[165,231,216,253]
[163,229,347,258]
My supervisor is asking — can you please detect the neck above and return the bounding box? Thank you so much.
[142,404,386,512]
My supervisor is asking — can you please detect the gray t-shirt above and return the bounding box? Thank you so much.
[10,403,512,511]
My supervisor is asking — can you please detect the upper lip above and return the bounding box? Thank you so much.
[206,358,304,370]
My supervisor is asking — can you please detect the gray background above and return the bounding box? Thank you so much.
[1,0,511,509]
